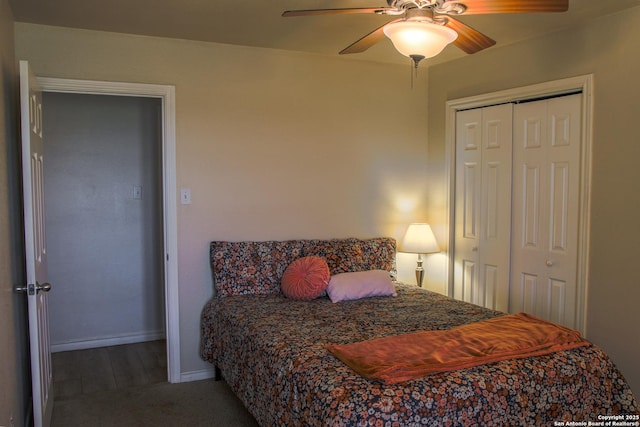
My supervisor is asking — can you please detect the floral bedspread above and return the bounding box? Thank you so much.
[201,284,638,426]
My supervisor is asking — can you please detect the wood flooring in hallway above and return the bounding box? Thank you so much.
[52,340,167,401]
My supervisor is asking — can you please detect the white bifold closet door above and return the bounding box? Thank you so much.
[510,94,582,329]
[454,103,513,313]
[454,93,582,330]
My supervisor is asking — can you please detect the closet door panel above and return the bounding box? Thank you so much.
[510,94,581,329]
[521,163,541,248]
[479,104,512,311]
[454,104,512,311]
[512,100,549,319]
[454,109,482,303]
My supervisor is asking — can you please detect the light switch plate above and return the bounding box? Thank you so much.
[180,188,192,205]
[133,185,142,200]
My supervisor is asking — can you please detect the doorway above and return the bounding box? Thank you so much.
[43,92,164,352]
[37,77,180,382]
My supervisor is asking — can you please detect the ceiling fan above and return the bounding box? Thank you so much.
[283,0,569,66]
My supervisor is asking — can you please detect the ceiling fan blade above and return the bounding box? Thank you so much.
[458,0,569,14]
[445,17,496,54]
[282,8,392,17]
[339,20,400,55]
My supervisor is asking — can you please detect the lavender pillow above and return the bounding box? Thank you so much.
[326,270,396,303]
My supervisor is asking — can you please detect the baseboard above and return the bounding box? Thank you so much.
[51,330,165,353]
[179,368,216,383]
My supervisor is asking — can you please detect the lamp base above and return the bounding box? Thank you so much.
[415,253,424,287]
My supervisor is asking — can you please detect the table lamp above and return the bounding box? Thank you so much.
[400,223,440,286]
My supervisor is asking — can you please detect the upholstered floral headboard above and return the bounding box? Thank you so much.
[210,237,397,298]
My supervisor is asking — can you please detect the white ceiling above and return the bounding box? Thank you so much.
[9,0,640,66]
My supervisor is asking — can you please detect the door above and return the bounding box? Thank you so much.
[509,94,582,329]
[18,60,53,427]
[454,103,513,312]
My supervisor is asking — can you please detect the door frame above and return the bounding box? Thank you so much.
[444,74,594,335]
[37,77,180,382]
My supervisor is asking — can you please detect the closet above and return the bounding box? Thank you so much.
[453,93,582,330]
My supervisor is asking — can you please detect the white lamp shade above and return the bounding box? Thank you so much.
[401,223,440,254]
[383,20,458,58]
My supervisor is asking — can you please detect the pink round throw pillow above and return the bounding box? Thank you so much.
[281,256,330,301]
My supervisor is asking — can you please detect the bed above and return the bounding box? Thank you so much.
[200,237,638,426]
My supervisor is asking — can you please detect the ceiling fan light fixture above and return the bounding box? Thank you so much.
[383,20,458,59]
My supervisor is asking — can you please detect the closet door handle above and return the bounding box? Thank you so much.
[545,260,554,267]
[472,247,478,252]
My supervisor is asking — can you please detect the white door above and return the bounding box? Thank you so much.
[454,107,482,305]
[510,94,581,329]
[454,103,513,312]
[18,60,53,427]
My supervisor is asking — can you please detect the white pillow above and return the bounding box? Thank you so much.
[326,270,396,303]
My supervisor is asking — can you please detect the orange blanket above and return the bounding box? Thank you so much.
[326,312,589,384]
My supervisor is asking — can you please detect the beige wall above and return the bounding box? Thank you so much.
[427,7,640,396]
[14,24,431,376]
[0,0,30,425]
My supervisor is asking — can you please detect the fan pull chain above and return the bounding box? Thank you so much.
[410,55,425,89]
[410,60,414,89]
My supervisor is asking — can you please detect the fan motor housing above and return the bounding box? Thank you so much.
[387,0,467,15]
[387,0,437,8]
